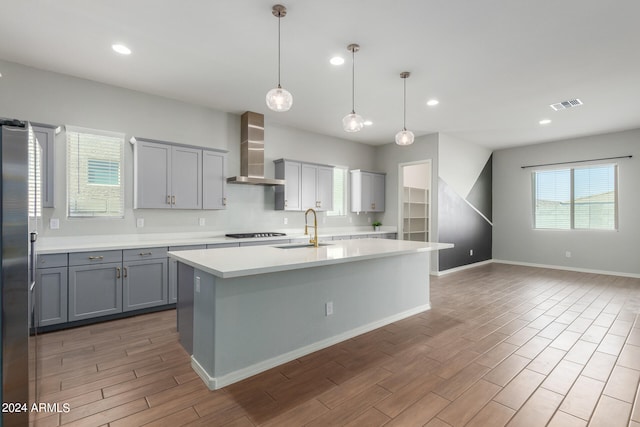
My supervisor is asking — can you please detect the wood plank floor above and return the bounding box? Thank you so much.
[30,263,640,426]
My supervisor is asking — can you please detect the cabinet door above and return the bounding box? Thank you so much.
[123,259,168,311]
[301,164,318,210]
[361,172,374,211]
[316,166,334,211]
[275,160,302,210]
[69,262,122,321]
[134,141,172,208]
[202,150,226,210]
[32,125,55,208]
[171,146,202,209]
[372,173,385,212]
[36,267,68,327]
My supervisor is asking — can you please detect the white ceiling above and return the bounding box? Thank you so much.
[1,0,639,149]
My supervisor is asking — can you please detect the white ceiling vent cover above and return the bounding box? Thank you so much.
[550,99,583,111]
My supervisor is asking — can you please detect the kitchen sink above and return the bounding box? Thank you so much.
[275,243,333,249]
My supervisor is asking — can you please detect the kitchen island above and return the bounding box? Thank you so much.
[169,238,453,390]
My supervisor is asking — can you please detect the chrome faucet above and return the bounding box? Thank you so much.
[304,208,319,247]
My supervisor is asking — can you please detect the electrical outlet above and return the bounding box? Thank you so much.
[136,218,144,228]
[195,277,201,293]
[565,251,572,258]
[283,217,288,225]
[199,218,206,226]
[325,301,333,316]
[348,216,353,224]
[49,218,59,229]
[469,249,473,256]
[368,217,371,223]
[322,216,326,224]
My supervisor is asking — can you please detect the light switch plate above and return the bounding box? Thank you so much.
[199,218,206,226]
[49,218,59,229]
[136,218,144,228]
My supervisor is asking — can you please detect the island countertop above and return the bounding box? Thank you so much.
[168,238,453,278]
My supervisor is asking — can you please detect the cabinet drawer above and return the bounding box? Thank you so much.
[206,242,240,249]
[168,245,206,252]
[69,250,122,266]
[37,253,68,268]
[123,247,168,261]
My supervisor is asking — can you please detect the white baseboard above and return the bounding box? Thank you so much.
[493,259,640,279]
[435,259,494,276]
[192,303,431,390]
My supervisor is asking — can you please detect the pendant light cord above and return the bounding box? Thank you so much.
[277,13,281,88]
[403,77,407,131]
[351,48,355,113]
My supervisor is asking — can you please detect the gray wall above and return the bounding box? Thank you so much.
[375,134,440,270]
[493,128,640,276]
[0,59,377,237]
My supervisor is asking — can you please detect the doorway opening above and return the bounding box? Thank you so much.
[398,160,431,241]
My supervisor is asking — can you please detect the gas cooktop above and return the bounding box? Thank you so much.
[225,232,287,239]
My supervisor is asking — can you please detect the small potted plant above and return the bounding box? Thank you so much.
[372,221,382,232]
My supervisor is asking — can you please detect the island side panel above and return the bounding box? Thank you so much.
[193,251,430,388]
[177,262,196,354]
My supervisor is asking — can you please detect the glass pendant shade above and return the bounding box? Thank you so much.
[343,112,365,132]
[395,129,415,146]
[266,86,293,112]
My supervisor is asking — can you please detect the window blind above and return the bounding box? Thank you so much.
[66,126,124,218]
[28,127,41,218]
[328,167,347,216]
[533,164,617,230]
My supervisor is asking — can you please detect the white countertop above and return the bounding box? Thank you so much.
[37,228,397,254]
[168,238,453,278]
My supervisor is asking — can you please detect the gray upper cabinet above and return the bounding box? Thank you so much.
[31,124,55,208]
[275,159,333,211]
[133,140,172,209]
[134,138,228,210]
[202,150,227,210]
[171,146,202,209]
[351,170,386,213]
[274,159,301,211]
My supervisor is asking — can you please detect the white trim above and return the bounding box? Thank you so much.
[435,259,494,276]
[192,303,431,390]
[191,356,216,390]
[493,259,640,279]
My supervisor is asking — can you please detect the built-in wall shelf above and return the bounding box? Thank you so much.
[403,186,429,242]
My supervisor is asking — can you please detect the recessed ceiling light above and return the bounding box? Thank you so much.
[539,119,551,125]
[329,56,344,66]
[364,120,373,126]
[112,44,131,55]
[426,99,439,106]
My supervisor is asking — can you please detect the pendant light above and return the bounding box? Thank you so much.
[342,44,364,132]
[395,71,415,146]
[266,4,293,112]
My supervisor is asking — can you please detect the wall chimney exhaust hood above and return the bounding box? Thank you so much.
[227,111,285,186]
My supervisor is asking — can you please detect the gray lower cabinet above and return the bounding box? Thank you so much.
[35,266,68,327]
[68,261,123,321]
[123,258,168,311]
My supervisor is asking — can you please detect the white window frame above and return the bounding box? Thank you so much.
[66,125,125,218]
[532,163,618,231]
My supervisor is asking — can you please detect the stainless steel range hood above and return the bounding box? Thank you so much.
[227,111,285,186]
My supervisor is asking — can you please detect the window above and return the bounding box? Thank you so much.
[67,126,124,218]
[327,166,347,216]
[28,126,42,218]
[533,164,617,230]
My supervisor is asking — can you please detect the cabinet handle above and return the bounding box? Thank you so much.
[88,256,104,260]
[167,195,171,205]
[124,267,128,278]
[138,252,152,256]
[172,195,176,205]
[116,267,121,279]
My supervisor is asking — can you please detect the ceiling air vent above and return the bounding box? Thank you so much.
[550,99,583,111]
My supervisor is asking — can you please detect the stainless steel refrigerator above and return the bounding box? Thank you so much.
[1,119,30,426]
